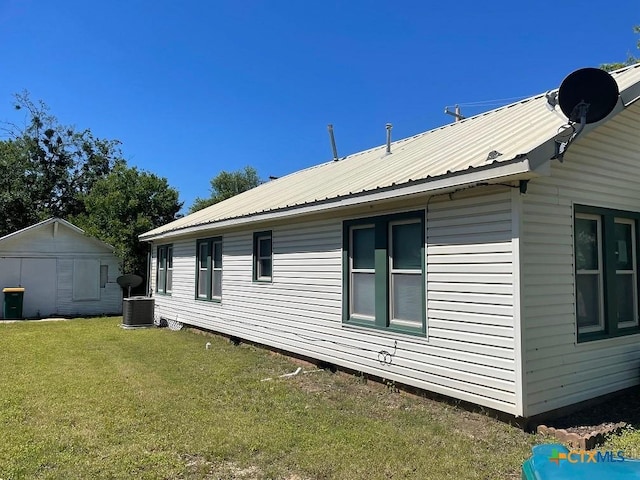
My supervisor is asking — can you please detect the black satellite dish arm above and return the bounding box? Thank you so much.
[552,102,588,162]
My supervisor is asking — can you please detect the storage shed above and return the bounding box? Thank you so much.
[141,64,640,419]
[0,218,122,318]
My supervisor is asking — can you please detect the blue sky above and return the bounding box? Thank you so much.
[1,1,638,211]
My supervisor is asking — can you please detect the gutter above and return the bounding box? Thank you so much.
[140,157,539,242]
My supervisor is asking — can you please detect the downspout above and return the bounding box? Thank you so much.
[146,243,152,296]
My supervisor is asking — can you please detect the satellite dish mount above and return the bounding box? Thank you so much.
[552,67,619,161]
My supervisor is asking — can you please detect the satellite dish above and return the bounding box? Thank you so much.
[117,274,143,297]
[558,67,619,124]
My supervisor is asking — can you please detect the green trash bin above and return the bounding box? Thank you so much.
[3,287,25,319]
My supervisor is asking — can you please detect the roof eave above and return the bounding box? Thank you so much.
[140,157,537,242]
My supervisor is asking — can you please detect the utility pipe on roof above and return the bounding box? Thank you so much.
[327,124,339,161]
[386,123,393,154]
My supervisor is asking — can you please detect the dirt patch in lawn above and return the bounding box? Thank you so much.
[181,454,309,480]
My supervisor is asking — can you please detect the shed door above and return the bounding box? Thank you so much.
[21,258,57,318]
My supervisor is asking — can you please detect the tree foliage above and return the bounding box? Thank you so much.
[0,92,121,234]
[1,92,182,278]
[601,25,640,72]
[71,163,182,275]
[189,166,261,213]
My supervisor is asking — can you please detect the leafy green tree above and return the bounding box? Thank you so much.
[71,163,182,276]
[189,166,261,213]
[0,92,122,234]
[0,140,40,234]
[601,25,640,71]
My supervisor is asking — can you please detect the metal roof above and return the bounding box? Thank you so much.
[141,64,640,241]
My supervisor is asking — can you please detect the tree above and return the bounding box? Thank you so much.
[189,166,261,213]
[71,163,182,276]
[601,25,640,72]
[0,139,40,234]
[0,92,122,235]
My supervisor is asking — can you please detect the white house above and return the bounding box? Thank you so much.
[140,64,640,419]
[0,218,122,318]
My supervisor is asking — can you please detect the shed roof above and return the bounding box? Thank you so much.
[0,217,115,252]
[141,64,640,241]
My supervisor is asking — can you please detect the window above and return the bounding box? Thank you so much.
[253,231,272,282]
[574,206,640,341]
[343,211,425,335]
[156,245,173,294]
[196,237,222,301]
[100,265,108,288]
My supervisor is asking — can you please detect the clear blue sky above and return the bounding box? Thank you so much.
[1,1,638,211]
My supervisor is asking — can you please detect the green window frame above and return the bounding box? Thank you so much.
[196,237,223,301]
[574,205,640,342]
[156,245,173,295]
[343,211,426,336]
[253,231,273,282]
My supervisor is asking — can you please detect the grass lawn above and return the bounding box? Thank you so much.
[0,317,542,479]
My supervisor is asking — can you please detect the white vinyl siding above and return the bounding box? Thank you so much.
[426,190,517,411]
[152,192,518,415]
[72,259,100,301]
[522,101,640,416]
[57,257,122,316]
[0,219,122,318]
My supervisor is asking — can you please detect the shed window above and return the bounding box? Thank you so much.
[100,265,108,288]
[574,206,640,342]
[156,245,173,295]
[197,237,222,301]
[343,211,425,336]
[253,231,273,282]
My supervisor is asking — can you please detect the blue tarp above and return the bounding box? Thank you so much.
[522,444,640,479]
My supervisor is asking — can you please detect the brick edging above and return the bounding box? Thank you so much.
[537,422,627,449]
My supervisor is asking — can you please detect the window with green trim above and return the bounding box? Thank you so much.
[253,231,272,282]
[343,211,425,335]
[574,205,640,341]
[156,245,173,294]
[196,237,222,301]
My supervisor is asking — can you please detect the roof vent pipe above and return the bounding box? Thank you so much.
[386,123,393,154]
[327,124,339,161]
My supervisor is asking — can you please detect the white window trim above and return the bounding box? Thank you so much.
[575,213,605,334]
[256,234,272,281]
[197,242,208,299]
[615,218,638,328]
[388,219,423,328]
[211,239,223,300]
[166,246,173,294]
[349,224,375,321]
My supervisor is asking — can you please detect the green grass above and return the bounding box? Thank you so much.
[0,318,540,479]
[604,426,640,459]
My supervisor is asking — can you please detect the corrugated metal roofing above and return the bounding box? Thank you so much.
[142,64,640,240]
